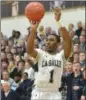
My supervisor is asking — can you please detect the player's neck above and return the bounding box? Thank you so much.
[48,50,57,55]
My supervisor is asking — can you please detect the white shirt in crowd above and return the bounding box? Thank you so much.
[24,67,35,80]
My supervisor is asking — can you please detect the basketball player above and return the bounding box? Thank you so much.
[27,8,71,100]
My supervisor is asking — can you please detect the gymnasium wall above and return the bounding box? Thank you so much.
[1,8,85,37]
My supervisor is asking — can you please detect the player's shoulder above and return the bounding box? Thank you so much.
[56,50,64,56]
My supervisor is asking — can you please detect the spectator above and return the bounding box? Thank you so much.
[75,21,83,37]
[73,44,80,53]
[16,72,34,100]
[79,35,86,52]
[1,81,21,100]
[73,52,79,63]
[61,62,85,100]
[10,59,25,79]
[5,46,11,54]
[1,71,15,88]
[68,23,74,32]
[11,73,22,91]
[24,60,35,80]
[79,52,86,70]
[7,39,14,49]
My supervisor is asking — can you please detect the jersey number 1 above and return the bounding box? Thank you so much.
[49,70,54,83]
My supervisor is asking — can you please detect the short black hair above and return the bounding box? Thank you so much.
[14,72,22,77]
[17,59,25,66]
[23,72,28,77]
[48,33,60,43]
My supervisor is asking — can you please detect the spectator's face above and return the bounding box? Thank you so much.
[24,53,29,61]
[2,83,10,93]
[39,26,44,32]
[69,31,75,38]
[15,56,21,62]
[19,40,25,47]
[14,76,21,83]
[5,46,10,53]
[1,40,6,46]
[73,45,79,53]
[7,53,13,60]
[18,62,24,70]
[11,48,17,54]
[73,54,79,63]
[81,31,85,35]
[77,22,82,28]
[73,63,80,74]
[45,35,58,52]
[8,40,13,47]
[1,52,6,60]
[22,74,28,80]
[79,35,85,43]
[79,53,86,61]
[68,24,74,31]
[2,72,9,81]
[45,27,52,34]
[66,62,73,73]
[1,62,8,70]
[25,62,31,68]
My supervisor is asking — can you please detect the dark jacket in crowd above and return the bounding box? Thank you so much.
[61,72,85,100]
[75,27,82,37]
[16,79,34,97]
[1,89,22,100]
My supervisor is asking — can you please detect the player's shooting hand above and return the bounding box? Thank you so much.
[54,7,61,22]
[73,86,80,91]
[30,20,40,33]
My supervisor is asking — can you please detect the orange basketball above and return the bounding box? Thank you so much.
[25,2,45,21]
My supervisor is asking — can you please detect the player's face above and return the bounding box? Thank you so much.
[45,35,58,52]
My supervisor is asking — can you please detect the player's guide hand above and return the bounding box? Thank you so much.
[72,86,80,90]
[30,20,40,33]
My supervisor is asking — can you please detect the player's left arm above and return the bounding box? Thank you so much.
[54,7,71,59]
[60,27,72,59]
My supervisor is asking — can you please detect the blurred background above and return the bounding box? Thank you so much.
[1,0,85,37]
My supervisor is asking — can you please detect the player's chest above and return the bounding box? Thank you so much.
[39,54,62,68]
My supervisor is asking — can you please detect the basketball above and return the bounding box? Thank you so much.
[25,2,45,21]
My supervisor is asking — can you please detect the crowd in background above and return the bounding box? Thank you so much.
[0,21,86,100]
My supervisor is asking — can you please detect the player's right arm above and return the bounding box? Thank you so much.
[27,22,39,58]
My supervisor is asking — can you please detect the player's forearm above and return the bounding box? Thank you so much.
[61,27,72,58]
[27,30,36,54]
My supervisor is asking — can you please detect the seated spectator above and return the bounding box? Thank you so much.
[10,59,25,79]
[11,73,22,91]
[16,72,34,100]
[1,81,21,100]
[1,71,15,89]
